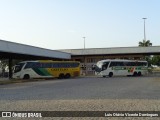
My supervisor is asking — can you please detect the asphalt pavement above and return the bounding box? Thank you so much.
[0,76,160,100]
[0,76,160,120]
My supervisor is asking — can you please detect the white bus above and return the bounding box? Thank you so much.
[92,59,148,77]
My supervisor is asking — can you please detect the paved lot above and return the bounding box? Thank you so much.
[0,76,160,119]
[0,76,160,100]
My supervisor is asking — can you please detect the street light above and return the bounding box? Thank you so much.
[82,37,86,75]
[83,37,86,49]
[142,18,147,41]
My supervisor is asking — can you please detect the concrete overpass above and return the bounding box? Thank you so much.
[0,39,71,78]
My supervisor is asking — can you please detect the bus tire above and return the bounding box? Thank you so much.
[109,72,113,77]
[23,74,30,79]
[133,72,137,76]
[65,73,71,79]
[59,73,64,79]
[138,72,141,76]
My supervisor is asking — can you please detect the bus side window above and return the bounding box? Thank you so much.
[41,63,46,68]
[58,63,64,68]
[72,63,78,68]
[109,62,113,67]
[144,62,147,66]
[64,63,69,68]
[47,63,52,68]
[62,63,67,68]
[69,63,75,68]
[141,62,146,66]
[75,63,79,67]
[109,62,115,67]
[72,63,75,68]
[24,62,34,69]
[34,63,41,68]
[138,62,147,66]
[24,63,30,69]
[68,63,72,68]
[41,63,52,68]
[52,63,58,68]
[123,62,129,66]
[109,62,124,67]
[117,62,124,66]
[127,62,135,66]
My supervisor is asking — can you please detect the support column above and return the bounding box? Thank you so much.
[9,58,13,79]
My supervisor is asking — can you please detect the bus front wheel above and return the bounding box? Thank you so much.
[23,74,30,79]
[109,72,113,77]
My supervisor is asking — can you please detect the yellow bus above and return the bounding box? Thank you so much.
[12,60,80,79]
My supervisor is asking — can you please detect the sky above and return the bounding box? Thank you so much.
[0,0,160,50]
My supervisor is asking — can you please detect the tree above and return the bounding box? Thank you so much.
[0,59,8,70]
[145,56,152,66]
[151,55,160,66]
[138,40,152,66]
[0,59,23,72]
[0,59,8,77]
[139,40,152,47]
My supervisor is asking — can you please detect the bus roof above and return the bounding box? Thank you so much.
[18,60,80,64]
[98,59,147,63]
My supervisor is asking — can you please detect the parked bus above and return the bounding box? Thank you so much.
[92,59,148,77]
[12,60,80,79]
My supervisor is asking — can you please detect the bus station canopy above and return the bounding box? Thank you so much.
[0,39,71,60]
[60,46,160,56]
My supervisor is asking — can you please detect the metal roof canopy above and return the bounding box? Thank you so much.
[0,39,71,60]
[60,46,160,56]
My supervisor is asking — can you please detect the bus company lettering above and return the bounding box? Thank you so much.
[50,68,69,71]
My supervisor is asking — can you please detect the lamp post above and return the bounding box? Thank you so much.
[142,18,147,41]
[83,37,86,49]
[82,37,86,75]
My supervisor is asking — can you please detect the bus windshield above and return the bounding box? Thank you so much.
[96,61,103,68]
[14,63,25,73]
[92,61,103,72]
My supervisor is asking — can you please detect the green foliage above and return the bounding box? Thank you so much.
[139,40,152,47]
[138,39,154,66]
[151,55,160,66]
[0,59,8,69]
[143,56,160,66]
[145,56,152,66]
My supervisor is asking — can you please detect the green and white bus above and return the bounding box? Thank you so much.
[12,60,80,79]
[92,59,148,77]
